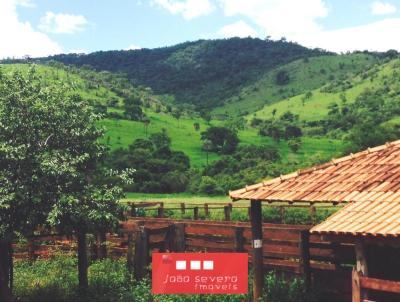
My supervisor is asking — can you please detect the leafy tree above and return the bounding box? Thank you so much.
[0,68,126,299]
[276,70,290,85]
[284,125,302,139]
[201,126,239,154]
[200,111,212,124]
[149,128,171,150]
[124,96,144,121]
[172,108,182,128]
[288,138,302,153]
[142,116,151,137]
[107,130,190,193]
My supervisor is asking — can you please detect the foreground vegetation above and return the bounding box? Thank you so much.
[14,256,318,302]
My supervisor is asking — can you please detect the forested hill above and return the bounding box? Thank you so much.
[40,38,329,109]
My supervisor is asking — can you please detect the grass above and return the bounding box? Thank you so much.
[102,112,348,167]
[213,53,377,116]
[0,63,124,106]
[252,57,396,122]
[14,256,319,302]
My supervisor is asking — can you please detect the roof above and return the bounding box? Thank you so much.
[229,140,400,237]
[229,140,400,204]
[310,200,400,237]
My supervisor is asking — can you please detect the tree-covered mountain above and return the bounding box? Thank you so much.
[39,38,329,109]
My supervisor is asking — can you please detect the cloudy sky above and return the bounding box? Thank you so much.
[2,0,400,58]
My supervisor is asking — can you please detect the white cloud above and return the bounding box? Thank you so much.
[125,44,142,50]
[15,0,35,7]
[38,11,88,34]
[152,0,214,20]
[300,18,400,53]
[371,1,397,15]
[0,0,62,58]
[218,0,328,40]
[216,0,400,52]
[218,20,259,38]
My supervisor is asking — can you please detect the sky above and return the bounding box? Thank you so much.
[2,0,400,58]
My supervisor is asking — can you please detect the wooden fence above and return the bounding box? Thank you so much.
[126,201,328,223]
[12,217,354,301]
[119,218,354,301]
[352,269,400,302]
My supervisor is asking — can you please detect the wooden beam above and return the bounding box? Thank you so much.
[250,200,263,302]
[352,268,362,302]
[299,230,311,291]
[355,240,368,276]
[360,275,400,294]
[355,240,368,301]
[193,207,199,220]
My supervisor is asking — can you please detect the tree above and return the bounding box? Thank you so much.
[150,128,171,150]
[0,68,126,298]
[288,138,302,153]
[276,70,290,85]
[124,95,144,121]
[172,108,182,128]
[200,110,211,124]
[193,122,200,131]
[203,139,212,166]
[142,116,151,137]
[284,125,302,139]
[201,126,239,154]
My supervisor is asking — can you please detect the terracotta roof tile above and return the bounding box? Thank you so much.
[229,140,400,237]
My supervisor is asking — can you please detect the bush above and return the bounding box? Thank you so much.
[198,176,224,195]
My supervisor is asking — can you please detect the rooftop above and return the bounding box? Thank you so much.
[229,140,400,237]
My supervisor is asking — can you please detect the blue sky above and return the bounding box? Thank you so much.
[2,0,400,58]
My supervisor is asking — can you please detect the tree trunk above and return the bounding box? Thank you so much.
[0,240,15,302]
[77,229,88,291]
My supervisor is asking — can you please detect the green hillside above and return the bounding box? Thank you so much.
[213,53,377,116]
[0,62,348,169]
[36,38,327,109]
[253,57,399,122]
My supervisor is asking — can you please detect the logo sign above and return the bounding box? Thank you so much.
[152,253,248,294]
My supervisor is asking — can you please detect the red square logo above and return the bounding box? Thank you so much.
[152,253,248,294]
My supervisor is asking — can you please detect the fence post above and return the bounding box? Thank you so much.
[352,268,362,302]
[234,227,245,252]
[27,237,36,262]
[130,203,136,217]
[193,207,199,220]
[204,203,209,216]
[127,232,135,273]
[224,205,231,221]
[172,223,186,252]
[180,203,185,214]
[134,226,149,280]
[299,230,311,291]
[309,205,316,224]
[157,204,164,218]
[96,231,107,259]
[279,206,285,223]
[250,200,263,302]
